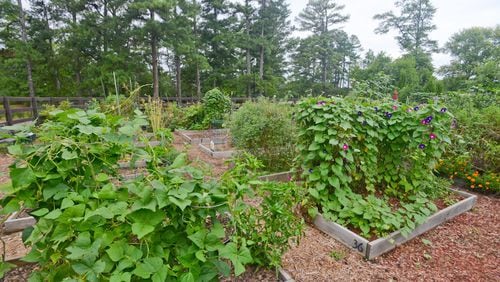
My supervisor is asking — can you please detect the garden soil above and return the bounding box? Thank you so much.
[1,140,499,281]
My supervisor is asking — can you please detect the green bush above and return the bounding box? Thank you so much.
[297,97,454,237]
[229,99,297,172]
[202,88,232,129]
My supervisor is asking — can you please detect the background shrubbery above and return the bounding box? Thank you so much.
[229,99,297,172]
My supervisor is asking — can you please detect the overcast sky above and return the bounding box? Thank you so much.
[287,0,500,68]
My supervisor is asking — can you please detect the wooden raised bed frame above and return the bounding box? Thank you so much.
[259,171,478,260]
[176,129,229,145]
[314,189,477,259]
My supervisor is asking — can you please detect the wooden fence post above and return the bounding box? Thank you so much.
[3,96,13,126]
[31,96,39,119]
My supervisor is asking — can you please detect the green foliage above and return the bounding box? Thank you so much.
[297,97,453,237]
[222,154,304,268]
[202,88,232,128]
[441,26,500,92]
[435,92,499,194]
[229,99,297,172]
[1,107,302,280]
[350,73,395,99]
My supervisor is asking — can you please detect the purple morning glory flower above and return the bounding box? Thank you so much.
[386,113,393,119]
[414,106,419,111]
[421,119,428,125]
[430,133,437,139]
[419,144,426,149]
[357,111,363,116]
[440,108,447,113]
[342,143,349,151]
[309,169,313,173]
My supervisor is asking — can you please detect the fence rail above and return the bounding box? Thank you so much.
[0,96,298,126]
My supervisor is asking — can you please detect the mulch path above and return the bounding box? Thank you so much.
[1,139,499,281]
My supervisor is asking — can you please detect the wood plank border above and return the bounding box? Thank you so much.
[2,213,36,235]
[198,143,237,159]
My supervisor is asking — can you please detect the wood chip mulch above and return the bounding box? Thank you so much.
[1,146,499,281]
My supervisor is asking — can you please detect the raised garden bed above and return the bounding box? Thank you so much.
[257,171,478,260]
[177,129,229,145]
[198,142,237,159]
[314,189,477,260]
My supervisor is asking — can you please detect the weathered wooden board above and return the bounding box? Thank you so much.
[176,129,229,145]
[198,143,237,159]
[278,268,295,282]
[2,214,36,235]
[314,214,369,256]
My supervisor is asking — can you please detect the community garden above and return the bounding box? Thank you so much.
[0,86,498,281]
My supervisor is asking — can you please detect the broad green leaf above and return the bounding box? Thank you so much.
[219,243,252,276]
[169,197,191,211]
[10,167,36,188]
[61,149,78,160]
[131,223,155,239]
[31,208,49,217]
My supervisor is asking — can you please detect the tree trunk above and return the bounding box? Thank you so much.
[17,0,37,117]
[245,0,252,98]
[259,0,266,84]
[175,55,181,103]
[150,9,159,99]
[71,12,82,95]
[42,0,61,93]
[196,64,201,100]
[193,0,201,100]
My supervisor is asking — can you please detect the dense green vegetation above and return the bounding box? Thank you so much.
[297,97,455,237]
[1,107,303,280]
[1,0,497,99]
[229,98,296,172]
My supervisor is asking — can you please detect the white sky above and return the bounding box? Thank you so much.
[287,0,500,68]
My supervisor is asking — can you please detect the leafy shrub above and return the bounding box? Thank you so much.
[297,97,454,237]
[229,99,297,172]
[164,103,205,130]
[1,108,302,280]
[222,153,304,268]
[202,88,232,129]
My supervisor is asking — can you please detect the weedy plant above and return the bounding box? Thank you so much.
[144,97,166,135]
[297,97,454,238]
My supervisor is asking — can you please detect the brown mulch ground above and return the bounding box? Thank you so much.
[1,140,499,281]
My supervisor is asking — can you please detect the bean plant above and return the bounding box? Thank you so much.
[0,108,302,280]
[297,97,454,237]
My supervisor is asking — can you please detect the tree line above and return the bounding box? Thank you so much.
[0,0,498,99]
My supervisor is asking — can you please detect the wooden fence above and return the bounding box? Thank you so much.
[0,96,294,126]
